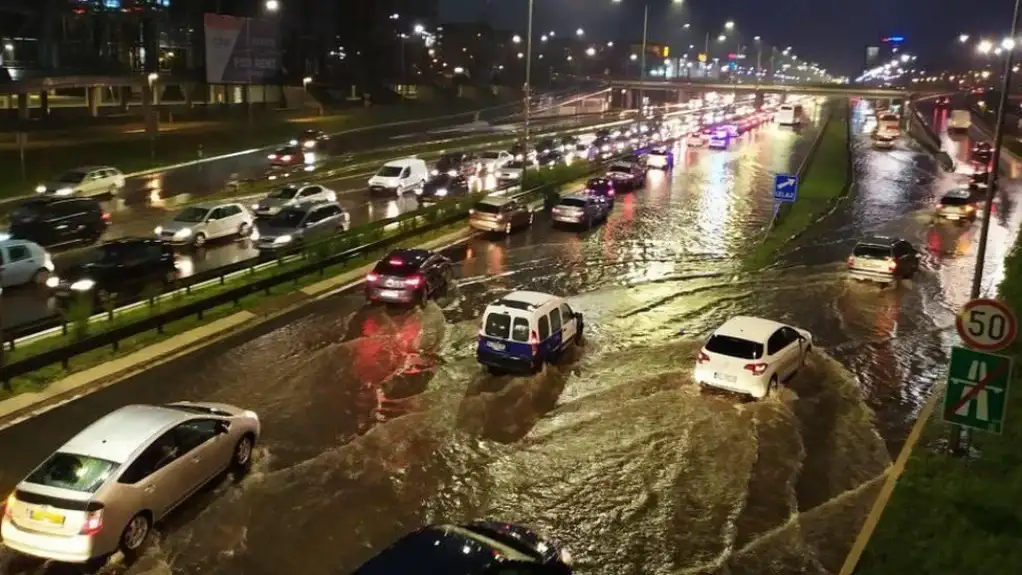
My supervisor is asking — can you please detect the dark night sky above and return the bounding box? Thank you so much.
[438,0,1016,74]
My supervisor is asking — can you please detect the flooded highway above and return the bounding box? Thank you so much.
[2,97,1017,575]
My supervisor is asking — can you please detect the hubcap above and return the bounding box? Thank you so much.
[194,234,205,246]
[124,516,148,550]
[236,438,252,465]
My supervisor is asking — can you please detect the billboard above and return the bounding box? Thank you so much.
[204,13,281,84]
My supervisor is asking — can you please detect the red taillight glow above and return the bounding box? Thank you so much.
[281,155,293,162]
[529,331,540,353]
[80,509,104,536]
[366,273,379,283]
[886,258,897,272]
[697,351,710,363]
[744,362,768,376]
[937,204,944,209]
[404,275,423,288]
[388,258,404,265]
[847,256,856,267]
[101,212,111,222]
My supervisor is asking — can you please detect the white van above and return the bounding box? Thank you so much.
[476,291,584,373]
[949,109,971,132]
[367,157,428,196]
[776,104,803,126]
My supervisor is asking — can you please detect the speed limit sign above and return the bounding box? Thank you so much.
[956,298,1018,351]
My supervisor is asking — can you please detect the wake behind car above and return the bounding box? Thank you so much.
[846,236,919,285]
[10,197,110,248]
[936,189,977,221]
[694,316,813,399]
[255,201,349,253]
[35,167,125,198]
[419,173,470,203]
[251,184,336,218]
[468,197,534,235]
[353,521,573,574]
[49,238,177,305]
[552,194,611,228]
[154,202,253,248]
[873,134,895,150]
[477,291,583,373]
[606,161,646,189]
[1,402,259,564]
[365,248,452,305]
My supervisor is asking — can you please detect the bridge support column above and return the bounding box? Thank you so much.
[16,93,28,121]
[38,91,50,117]
[87,86,101,117]
[624,89,634,110]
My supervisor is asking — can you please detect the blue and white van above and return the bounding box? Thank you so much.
[477,291,584,373]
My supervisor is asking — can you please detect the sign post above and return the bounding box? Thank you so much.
[947,298,1018,452]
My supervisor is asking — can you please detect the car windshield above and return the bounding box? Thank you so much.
[268,208,307,228]
[941,195,971,206]
[174,207,209,223]
[853,244,893,259]
[609,164,631,173]
[437,154,460,165]
[26,452,118,493]
[57,171,87,184]
[85,245,127,264]
[505,161,525,169]
[274,147,299,156]
[561,198,587,208]
[472,202,501,214]
[377,166,403,177]
[706,334,764,360]
[268,187,300,199]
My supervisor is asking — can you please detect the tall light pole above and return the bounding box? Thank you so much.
[950,1,1021,455]
[523,0,535,181]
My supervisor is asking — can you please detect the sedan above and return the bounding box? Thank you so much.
[1,402,259,564]
[250,184,336,218]
[694,316,813,399]
[419,174,470,203]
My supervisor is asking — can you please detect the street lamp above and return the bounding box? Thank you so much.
[576,28,584,37]
[264,0,279,12]
[959,34,971,43]
[978,39,994,54]
[717,34,726,42]
[724,20,735,30]
[586,47,596,56]
[512,34,521,44]
[413,24,425,34]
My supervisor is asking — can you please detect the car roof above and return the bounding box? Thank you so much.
[477,196,513,206]
[857,235,900,247]
[354,524,538,574]
[17,196,99,208]
[495,290,562,309]
[186,201,240,210]
[99,237,165,249]
[383,248,432,266]
[715,316,787,342]
[60,405,193,464]
[0,236,37,247]
[384,157,422,167]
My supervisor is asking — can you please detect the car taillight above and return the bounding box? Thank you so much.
[469,209,475,215]
[366,272,379,283]
[281,155,292,162]
[101,212,111,222]
[404,275,423,288]
[847,256,856,267]
[697,351,710,363]
[3,493,13,518]
[937,204,944,210]
[529,331,540,353]
[886,258,897,272]
[80,508,104,536]
[744,362,768,376]
[267,154,277,160]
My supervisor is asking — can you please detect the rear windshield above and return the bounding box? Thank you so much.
[481,152,501,159]
[26,452,118,493]
[268,187,299,199]
[374,256,422,276]
[608,164,631,173]
[561,198,587,208]
[941,195,971,206]
[472,202,501,214]
[880,114,898,122]
[484,313,530,341]
[706,335,764,360]
[11,204,44,221]
[268,208,307,228]
[57,171,87,184]
[587,180,611,191]
[853,244,893,259]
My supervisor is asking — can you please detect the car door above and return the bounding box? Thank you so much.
[559,302,577,344]
[46,201,79,244]
[398,167,411,191]
[205,207,228,238]
[302,207,329,241]
[223,204,245,233]
[765,330,790,379]
[170,418,233,491]
[298,185,322,202]
[116,431,189,519]
[777,328,802,378]
[1,243,37,286]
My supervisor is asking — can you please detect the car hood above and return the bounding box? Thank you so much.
[39,182,78,193]
[256,197,294,209]
[369,175,399,186]
[58,262,104,283]
[255,223,301,239]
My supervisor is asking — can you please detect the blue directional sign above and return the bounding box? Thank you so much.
[774,174,799,202]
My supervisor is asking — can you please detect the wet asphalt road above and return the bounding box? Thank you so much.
[5,97,1015,575]
[0,100,838,574]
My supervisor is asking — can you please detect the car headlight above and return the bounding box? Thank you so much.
[70,279,95,291]
[251,203,260,210]
[154,226,164,235]
[303,140,315,149]
[274,235,292,245]
[510,172,520,178]
[55,187,73,196]
[289,139,298,146]
[447,169,458,177]
[35,184,46,193]
[45,276,60,288]
[430,169,439,176]
[173,228,192,239]
[435,188,448,196]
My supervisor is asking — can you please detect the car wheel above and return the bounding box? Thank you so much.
[766,375,779,398]
[238,222,252,238]
[232,434,255,473]
[107,185,117,196]
[119,513,151,556]
[192,232,207,248]
[528,212,534,226]
[504,221,512,235]
[31,268,50,287]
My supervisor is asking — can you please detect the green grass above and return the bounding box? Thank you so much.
[852,227,1022,574]
[0,160,600,399]
[0,101,505,200]
[743,104,851,270]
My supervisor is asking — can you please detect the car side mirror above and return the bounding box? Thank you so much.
[215,421,230,435]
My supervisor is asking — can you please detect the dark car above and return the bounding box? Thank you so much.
[353,521,573,575]
[606,161,646,189]
[290,129,330,151]
[592,136,614,158]
[537,150,566,168]
[267,145,306,167]
[51,238,176,305]
[420,173,470,203]
[9,197,109,248]
[365,248,453,305]
[509,143,531,161]
[535,138,563,156]
[969,167,990,191]
[583,177,616,207]
[432,152,478,178]
[972,141,993,164]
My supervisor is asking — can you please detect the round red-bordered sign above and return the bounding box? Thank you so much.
[955,298,1018,351]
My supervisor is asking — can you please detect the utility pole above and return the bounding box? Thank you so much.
[949,0,1021,455]
[522,0,534,181]
[639,3,648,110]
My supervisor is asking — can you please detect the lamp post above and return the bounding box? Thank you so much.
[523,0,535,182]
[950,2,1021,455]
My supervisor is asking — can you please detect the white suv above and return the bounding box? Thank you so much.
[36,166,126,197]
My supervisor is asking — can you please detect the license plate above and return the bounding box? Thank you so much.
[378,289,401,299]
[946,215,960,220]
[487,341,506,351]
[30,509,66,525]
[714,372,737,383]
[383,279,403,288]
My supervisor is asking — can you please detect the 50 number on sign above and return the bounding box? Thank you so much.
[956,299,1018,352]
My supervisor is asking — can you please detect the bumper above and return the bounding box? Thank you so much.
[936,210,973,221]
[369,185,398,195]
[693,366,768,398]
[254,209,284,218]
[477,349,534,372]
[256,239,297,252]
[367,286,420,303]
[469,218,505,232]
[1,519,99,563]
[552,213,585,224]
[848,267,897,283]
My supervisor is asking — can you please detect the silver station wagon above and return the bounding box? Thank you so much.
[1,402,260,564]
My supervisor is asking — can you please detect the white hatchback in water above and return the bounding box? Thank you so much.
[694,316,813,399]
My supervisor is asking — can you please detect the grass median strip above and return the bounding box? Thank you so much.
[849,233,1022,574]
[743,105,850,270]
